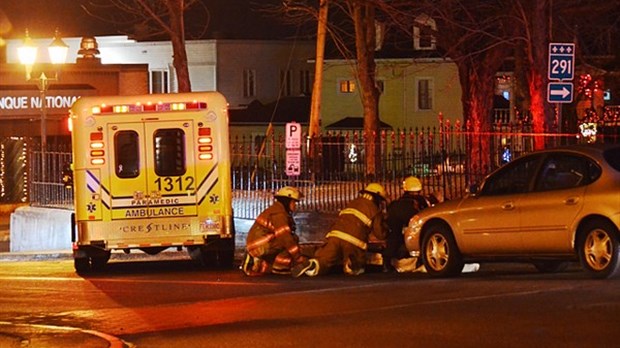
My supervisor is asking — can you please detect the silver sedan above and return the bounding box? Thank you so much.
[404,144,620,278]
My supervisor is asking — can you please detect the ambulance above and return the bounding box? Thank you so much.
[67,92,234,272]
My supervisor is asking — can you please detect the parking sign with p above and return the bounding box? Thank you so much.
[285,122,302,149]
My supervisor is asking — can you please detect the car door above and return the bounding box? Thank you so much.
[456,154,542,254]
[519,153,593,253]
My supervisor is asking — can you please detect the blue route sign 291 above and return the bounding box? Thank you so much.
[548,43,575,81]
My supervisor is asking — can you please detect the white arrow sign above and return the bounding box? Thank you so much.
[547,82,573,103]
[550,87,571,98]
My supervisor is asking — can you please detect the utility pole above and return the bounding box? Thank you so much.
[309,0,328,139]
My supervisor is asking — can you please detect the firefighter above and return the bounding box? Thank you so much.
[292,183,389,277]
[242,186,306,276]
[383,176,431,273]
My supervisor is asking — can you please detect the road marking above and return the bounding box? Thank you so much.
[0,276,278,286]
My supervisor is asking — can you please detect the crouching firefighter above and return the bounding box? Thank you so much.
[384,176,435,273]
[242,187,307,276]
[293,183,388,277]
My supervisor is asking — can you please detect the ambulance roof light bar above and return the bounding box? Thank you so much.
[92,101,207,115]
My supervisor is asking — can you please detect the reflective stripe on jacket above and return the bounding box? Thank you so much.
[326,230,367,250]
[246,201,300,259]
[327,195,387,248]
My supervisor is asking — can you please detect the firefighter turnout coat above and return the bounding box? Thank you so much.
[384,192,430,261]
[245,201,303,274]
[312,193,388,275]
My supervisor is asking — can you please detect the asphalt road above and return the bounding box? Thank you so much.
[1,257,619,347]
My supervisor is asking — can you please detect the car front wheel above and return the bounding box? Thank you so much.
[421,223,464,277]
[578,220,620,279]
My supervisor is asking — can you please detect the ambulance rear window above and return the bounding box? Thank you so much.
[154,128,186,176]
[115,131,140,178]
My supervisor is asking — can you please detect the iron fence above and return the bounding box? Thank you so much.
[9,120,617,219]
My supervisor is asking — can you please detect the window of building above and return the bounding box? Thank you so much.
[115,131,140,178]
[414,14,437,50]
[243,69,256,98]
[299,70,312,95]
[153,129,186,177]
[150,70,169,94]
[339,80,356,94]
[280,69,293,97]
[417,78,433,110]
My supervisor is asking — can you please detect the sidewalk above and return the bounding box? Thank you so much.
[0,211,338,262]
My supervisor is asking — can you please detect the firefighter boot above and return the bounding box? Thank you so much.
[242,253,265,276]
[292,258,318,277]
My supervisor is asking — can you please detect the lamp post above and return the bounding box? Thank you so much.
[17,29,68,182]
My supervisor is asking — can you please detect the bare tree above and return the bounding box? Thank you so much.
[275,0,385,177]
[347,1,381,177]
[511,0,554,149]
[400,0,512,175]
[83,0,210,92]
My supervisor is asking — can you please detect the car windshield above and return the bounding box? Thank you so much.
[603,147,620,172]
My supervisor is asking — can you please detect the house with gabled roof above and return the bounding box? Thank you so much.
[319,16,464,132]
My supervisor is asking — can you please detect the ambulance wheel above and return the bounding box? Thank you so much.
[208,239,235,268]
[74,257,90,273]
[187,245,214,267]
[91,254,110,271]
[187,246,203,264]
[217,241,235,268]
[189,240,235,269]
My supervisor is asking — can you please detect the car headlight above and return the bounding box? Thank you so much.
[403,214,423,256]
[407,215,424,234]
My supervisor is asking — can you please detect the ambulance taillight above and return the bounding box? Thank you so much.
[198,127,213,160]
[90,132,105,165]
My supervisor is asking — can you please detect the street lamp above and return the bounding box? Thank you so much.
[17,29,69,182]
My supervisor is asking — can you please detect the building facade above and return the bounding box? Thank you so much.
[0,38,148,139]
[320,58,463,131]
[0,36,315,140]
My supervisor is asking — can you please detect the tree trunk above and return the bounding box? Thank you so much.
[457,52,504,180]
[352,2,381,178]
[167,0,192,92]
[526,0,553,149]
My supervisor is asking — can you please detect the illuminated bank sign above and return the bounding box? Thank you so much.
[0,89,96,117]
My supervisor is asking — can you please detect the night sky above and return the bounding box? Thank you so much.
[0,0,300,40]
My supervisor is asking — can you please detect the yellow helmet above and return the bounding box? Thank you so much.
[403,176,422,192]
[363,183,388,200]
[275,186,303,201]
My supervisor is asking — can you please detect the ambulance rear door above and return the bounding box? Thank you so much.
[108,120,197,220]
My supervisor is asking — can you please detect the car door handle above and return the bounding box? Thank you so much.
[564,197,580,205]
[501,202,515,210]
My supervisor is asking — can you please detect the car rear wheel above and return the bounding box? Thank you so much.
[578,220,620,279]
[421,223,464,277]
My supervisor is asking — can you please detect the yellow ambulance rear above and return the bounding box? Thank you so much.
[68,92,234,272]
